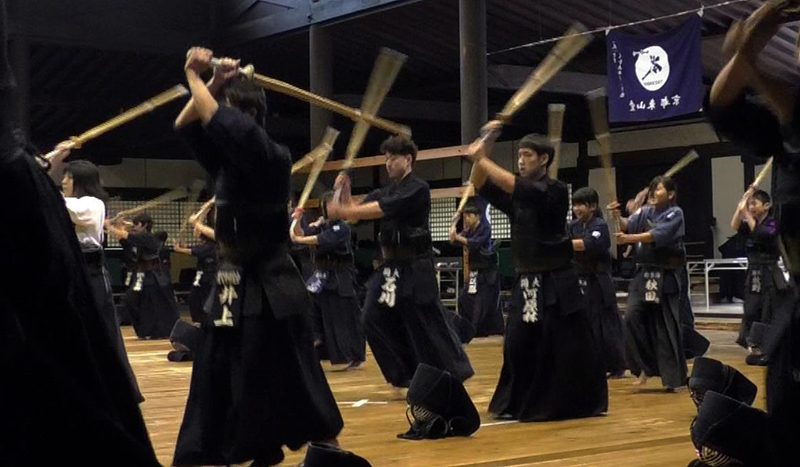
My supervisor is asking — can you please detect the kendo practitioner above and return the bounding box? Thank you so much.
[173,207,218,324]
[290,191,366,369]
[612,176,689,391]
[0,1,158,462]
[156,229,180,315]
[463,124,607,422]
[117,220,137,325]
[327,135,474,392]
[106,213,180,339]
[172,48,343,467]
[449,203,504,341]
[624,187,708,361]
[730,188,784,365]
[569,187,626,378]
[705,2,800,462]
[46,154,144,402]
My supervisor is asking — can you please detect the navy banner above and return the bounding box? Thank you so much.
[607,15,703,123]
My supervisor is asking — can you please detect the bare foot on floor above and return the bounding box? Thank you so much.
[346,361,364,371]
[634,374,648,386]
[390,385,407,401]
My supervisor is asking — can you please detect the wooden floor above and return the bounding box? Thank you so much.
[125,326,766,467]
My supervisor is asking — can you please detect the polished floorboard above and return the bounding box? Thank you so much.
[124,326,763,466]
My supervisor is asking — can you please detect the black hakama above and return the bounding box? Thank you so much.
[363,257,475,387]
[360,173,473,387]
[739,261,785,347]
[188,242,217,324]
[488,271,609,421]
[582,273,626,375]
[305,221,367,366]
[174,274,343,466]
[624,268,687,388]
[84,249,144,402]
[570,216,626,376]
[173,105,343,466]
[128,263,180,339]
[623,204,689,389]
[311,292,366,365]
[117,239,137,325]
[123,231,179,339]
[734,216,785,348]
[458,267,504,339]
[457,216,504,340]
[480,175,607,422]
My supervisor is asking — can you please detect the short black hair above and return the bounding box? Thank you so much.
[649,175,677,204]
[380,135,418,164]
[320,191,334,219]
[752,189,771,205]
[132,213,154,232]
[65,160,109,202]
[519,134,555,167]
[572,187,599,207]
[223,77,268,127]
[572,186,603,218]
[205,205,216,229]
[463,205,481,216]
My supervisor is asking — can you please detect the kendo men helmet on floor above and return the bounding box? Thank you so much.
[687,357,757,408]
[301,443,372,467]
[398,363,480,440]
[168,320,202,362]
[690,391,774,467]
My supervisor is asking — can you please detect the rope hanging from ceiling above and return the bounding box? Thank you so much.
[488,0,750,56]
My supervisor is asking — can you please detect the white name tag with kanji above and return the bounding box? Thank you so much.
[378,267,400,308]
[750,269,762,294]
[520,275,541,324]
[468,271,478,295]
[214,270,240,327]
[578,278,588,296]
[133,272,145,292]
[643,270,662,304]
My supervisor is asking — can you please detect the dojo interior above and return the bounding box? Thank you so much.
[4,0,790,465]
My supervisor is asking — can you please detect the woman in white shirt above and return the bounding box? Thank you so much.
[56,156,143,402]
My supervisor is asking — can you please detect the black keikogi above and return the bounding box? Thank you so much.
[362,173,474,387]
[569,215,626,376]
[624,204,690,389]
[0,2,158,459]
[736,215,785,349]
[174,105,342,466]
[457,205,504,341]
[124,230,179,339]
[305,219,366,366]
[188,240,217,324]
[705,90,800,465]
[482,175,608,421]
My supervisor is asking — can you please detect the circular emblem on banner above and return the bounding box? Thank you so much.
[634,46,670,91]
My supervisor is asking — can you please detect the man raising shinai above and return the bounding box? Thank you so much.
[327,135,474,396]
